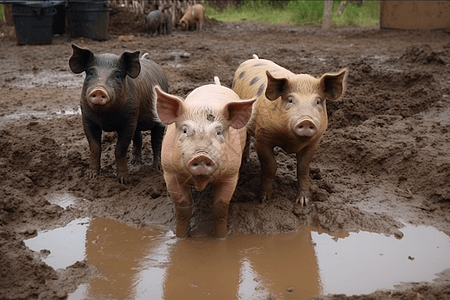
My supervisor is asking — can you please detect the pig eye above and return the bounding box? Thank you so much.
[113,71,123,82]
[180,125,191,139]
[316,98,323,106]
[215,127,225,142]
[86,68,95,80]
[285,96,294,109]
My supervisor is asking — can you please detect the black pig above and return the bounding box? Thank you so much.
[69,44,168,183]
[145,10,164,36]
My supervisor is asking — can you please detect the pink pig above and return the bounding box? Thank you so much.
[154,78,256,238]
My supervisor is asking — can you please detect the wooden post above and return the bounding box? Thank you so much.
[2,4,14,26]
[322,0,332,31]
[338,0,347,16]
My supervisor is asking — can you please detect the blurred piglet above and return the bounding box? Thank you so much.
[145,10,164,36]
[69,44,168,183]
[154,77,256,238]
[179,4,205,31]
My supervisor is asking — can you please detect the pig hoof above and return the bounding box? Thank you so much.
[295,192,311,206]
[117,175,128,184]
[260,194,271,203]
[130,156,142,165]
[153,162,162,171]
[87,169,99,179]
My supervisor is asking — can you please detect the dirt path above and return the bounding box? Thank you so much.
[1,10,450,299]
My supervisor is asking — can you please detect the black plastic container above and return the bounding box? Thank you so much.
[52,2,66,35]
[67,0,110,40]
[12,1,56,45]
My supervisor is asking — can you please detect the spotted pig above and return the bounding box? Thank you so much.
[232,55,348,205]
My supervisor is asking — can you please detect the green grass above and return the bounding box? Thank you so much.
[0,5,3,22]
[205,0,380,27]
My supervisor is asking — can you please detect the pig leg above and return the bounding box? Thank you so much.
[131,130,142,164]
[241,134,251,165]
[166,175,193,238]
[295,144,318,206]
[83,118,102,179]
[256,143,277,203]
[212,178,237,238]
[151,125,165,170]
[115,128,135,184]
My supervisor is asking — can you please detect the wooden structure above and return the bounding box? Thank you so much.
[380,1,450,30]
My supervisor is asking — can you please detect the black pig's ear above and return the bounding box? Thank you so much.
[119,51,141,79]
[69,44,94,74]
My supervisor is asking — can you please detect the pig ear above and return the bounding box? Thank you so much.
[319,68,348,101]
[119,51,141,79]
[222,97,256,129]
[265,71,288,101]
[69,44,94,74]
[154,86,185,125]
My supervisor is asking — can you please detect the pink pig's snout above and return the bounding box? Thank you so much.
[88,87,110,105]
[187,154,217,176]
[294,119,318,137]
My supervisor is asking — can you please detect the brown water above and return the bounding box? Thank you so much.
[25,217,450,300]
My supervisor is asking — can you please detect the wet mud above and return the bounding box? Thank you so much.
[1,9,450,300]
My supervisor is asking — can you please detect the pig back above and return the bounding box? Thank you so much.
[233,58,294,100]
[233,58,294,137]
[134,58,168,126]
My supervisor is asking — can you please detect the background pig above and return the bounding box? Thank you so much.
[232,55,348,206]
[69,44,168,183]
[154,78,255,238]
[145,10,164,36]
[179,4,205,31]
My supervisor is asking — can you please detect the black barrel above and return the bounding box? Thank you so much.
[12,1,56,45]
[67,0,110,40]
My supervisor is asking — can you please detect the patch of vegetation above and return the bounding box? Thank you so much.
[205,0,380,27]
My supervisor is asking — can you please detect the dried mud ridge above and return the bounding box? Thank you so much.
[1,12,450,300]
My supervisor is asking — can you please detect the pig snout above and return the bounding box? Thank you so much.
[187,154,217,176]
[88,87,109,105]
[294,119,318,137]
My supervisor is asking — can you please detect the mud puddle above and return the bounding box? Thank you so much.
[24,216,450,299]
[1,70,83,89]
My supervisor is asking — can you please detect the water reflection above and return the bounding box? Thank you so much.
[163,228,320,299]
[24,218,89,270]
[24,218,450,300]
[83,218,174,300]
[313,225,450,295]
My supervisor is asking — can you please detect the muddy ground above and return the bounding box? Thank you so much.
[1,8,450,300]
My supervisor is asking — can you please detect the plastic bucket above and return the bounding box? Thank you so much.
[67,1,110,40]
[12,3,56,45]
